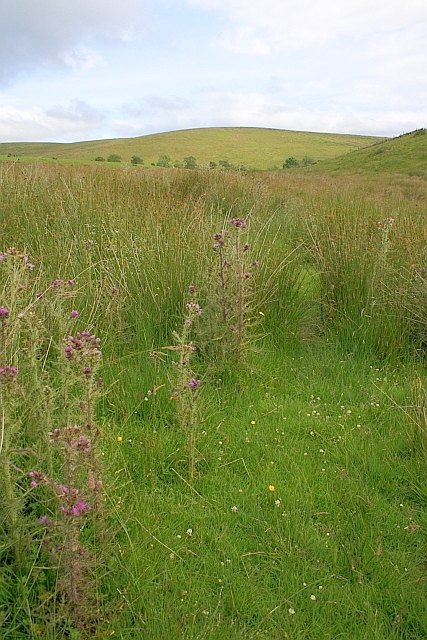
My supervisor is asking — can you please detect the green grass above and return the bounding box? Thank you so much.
[307,129,427,178]
[0,126,384,171]
[0,160,427,638]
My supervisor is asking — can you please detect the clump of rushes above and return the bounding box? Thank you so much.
[205,217,257,362]
[31,326,105,633]
[167,289,202,479]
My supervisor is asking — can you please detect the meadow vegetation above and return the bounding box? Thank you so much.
[0,127,384,171]
[0,147,426,638]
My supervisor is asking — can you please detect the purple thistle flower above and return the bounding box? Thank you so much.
[82,366,92,377]
[0,307,9,318]
[29,470,45,487]
[187,378,201,389]
[244,272,252,278]
[252,260,259,266]
[57,484,69,496]
[39,516,53,527]
[186,302,202,315]
[27,263,35,270]
[188,285,195,294]
[69,310,79,318]
[68,279,76,286]
[243,243,250,251]
[52,279,63,289]
[229,218,247,229]
[0,365,18,381]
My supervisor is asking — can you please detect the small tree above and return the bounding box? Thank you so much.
[183,156,197,169]
[283,157,300,169]
[131,155,144,165]
[107,154,121,163]
[156,154,172,167]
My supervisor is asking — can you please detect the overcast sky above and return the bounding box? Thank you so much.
[0,0,426,142]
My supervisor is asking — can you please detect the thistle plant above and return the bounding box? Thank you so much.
[167,290,202,479]
[204,217,257,362]
[0,248,37,565]
[31,326,105,633]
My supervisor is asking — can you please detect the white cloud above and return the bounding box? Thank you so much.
[113,90,426,138]
[0,100,105,142]
[183,0,426,52]
[0,0,145,85]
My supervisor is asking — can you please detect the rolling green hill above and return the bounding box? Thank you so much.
[0,127,384,170]
[307,128,427,177]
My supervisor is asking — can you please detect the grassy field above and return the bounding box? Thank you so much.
[0,127,384,170]
[0,149,426,639]
[307,129,427,178]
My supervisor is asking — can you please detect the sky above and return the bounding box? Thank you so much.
[0,0,426,142]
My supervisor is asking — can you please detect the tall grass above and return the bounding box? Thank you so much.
[1,161,427,638]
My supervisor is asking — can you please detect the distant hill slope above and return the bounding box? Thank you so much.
[0,127,384,170]
[307,129,427,177]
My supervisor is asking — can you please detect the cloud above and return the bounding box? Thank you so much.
[0,100,105,142]
[0,0,145,85]
[183,0,426,53]
[113,90,426,138]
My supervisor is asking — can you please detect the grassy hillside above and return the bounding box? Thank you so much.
[307,128,427,177]
[0,126,384,170]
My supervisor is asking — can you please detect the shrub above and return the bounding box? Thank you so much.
[131,155,144,165]
[107,154,121,163]
[94,156,105,162]
[183,156,197,169]
[156,154,172,168]
[283,157,300,169]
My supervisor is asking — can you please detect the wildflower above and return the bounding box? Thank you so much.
[187,378,201,389]
[310,595,316,601]
[39,516,53,527]
[231,506,238,512]
[186,528,193,536]
[52,279,63,289]
[268,485,275,492]
[70,310,79,318]
[82,366,92,378]
[186,302,202,315]
[229,218,247,229]
[250,420,256,425]
[28,471,45,488]
[74,434,91,453]
[68,279,76,286]
[288,608,295,615]
[0,366,18,382]
[274,499,281,508]
[243,243,250,251]
[27,263,35,270]
[117,436,123,442]
[188,285,195,294]
[252,260,259,266]
[0,307,9,318]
